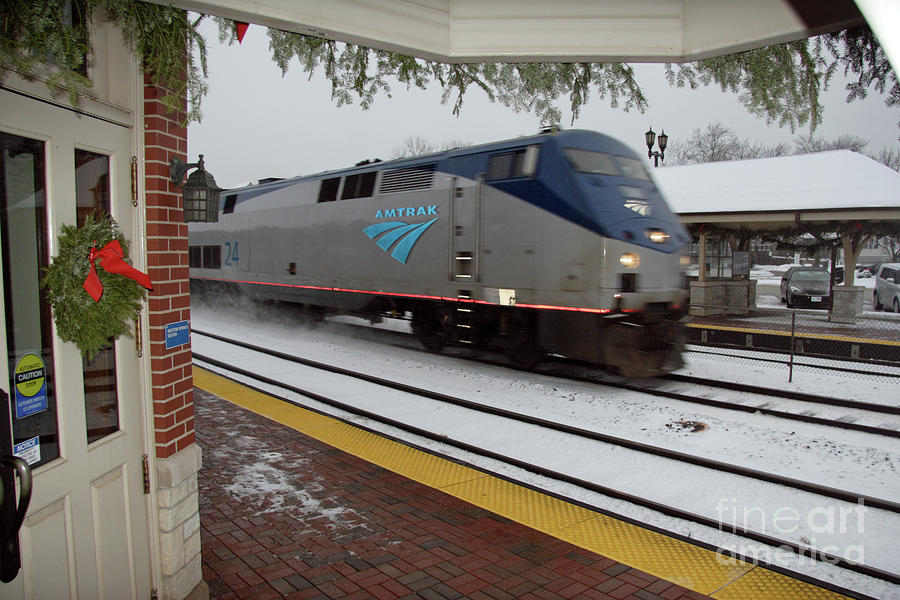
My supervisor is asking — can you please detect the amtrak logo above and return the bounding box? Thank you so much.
[363,218,438,264]
[625,199,651,216]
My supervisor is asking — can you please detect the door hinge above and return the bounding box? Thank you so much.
[142,453,150,495]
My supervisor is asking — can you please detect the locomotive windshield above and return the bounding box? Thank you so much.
[565,149,650,181]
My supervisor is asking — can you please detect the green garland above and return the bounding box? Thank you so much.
[41,213,148,360]
[0,0,208,123]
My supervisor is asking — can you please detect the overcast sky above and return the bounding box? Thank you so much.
[187,20,900,190]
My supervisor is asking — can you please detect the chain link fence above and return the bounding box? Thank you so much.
[683,305,900,382]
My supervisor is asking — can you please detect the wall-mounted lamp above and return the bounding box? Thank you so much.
[169,154,221,222]
[645,127,668,167]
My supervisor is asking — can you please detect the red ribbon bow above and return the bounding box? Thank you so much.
[82,240,153,302]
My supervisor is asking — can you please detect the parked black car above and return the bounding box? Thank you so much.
[780,267,832,308]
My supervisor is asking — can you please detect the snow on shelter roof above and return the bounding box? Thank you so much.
[652,150,900,218]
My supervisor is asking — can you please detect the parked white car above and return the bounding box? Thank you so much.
[874,263,900,312]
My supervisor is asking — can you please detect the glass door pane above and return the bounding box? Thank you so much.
[1,132,60,468]
[75,149,119,443]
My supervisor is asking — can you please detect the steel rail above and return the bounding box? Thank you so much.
[663,372,900,415]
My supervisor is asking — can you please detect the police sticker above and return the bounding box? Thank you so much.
[14,353,48,419]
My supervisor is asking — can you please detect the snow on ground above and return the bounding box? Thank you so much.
[191,298,900,599]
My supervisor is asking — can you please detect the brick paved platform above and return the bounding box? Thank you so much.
[196,388,711,599]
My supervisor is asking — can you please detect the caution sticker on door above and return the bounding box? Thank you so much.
[14,353,48,419]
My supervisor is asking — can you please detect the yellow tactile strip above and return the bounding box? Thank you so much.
[193,366,854,600]
[686,322,900,347]
[712,567,853,599]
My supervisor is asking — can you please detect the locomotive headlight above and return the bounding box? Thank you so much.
[645,229,670,244]
[619,252,640,268]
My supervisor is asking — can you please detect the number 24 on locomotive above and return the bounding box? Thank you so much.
[225,241,238,266]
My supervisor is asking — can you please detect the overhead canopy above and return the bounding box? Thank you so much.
[652,150,900,231]
[145,0,867,63]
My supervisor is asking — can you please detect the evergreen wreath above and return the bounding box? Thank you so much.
[41,212,151,360]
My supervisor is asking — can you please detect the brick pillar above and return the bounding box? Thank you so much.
[143,74,207,600]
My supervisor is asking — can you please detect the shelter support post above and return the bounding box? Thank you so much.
[829,286,865,323]
[698,230,707,283]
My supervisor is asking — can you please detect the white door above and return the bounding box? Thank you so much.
[0,89,151,599]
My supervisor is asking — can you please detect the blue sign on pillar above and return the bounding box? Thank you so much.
[165,320,190,350]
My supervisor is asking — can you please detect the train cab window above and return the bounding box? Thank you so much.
[486,146,539,180]
[564,149,619,175]
[341,171,377,200]
[222,194,237,214]
[202,245,221,269]
[566,149,651,181]
[487,150,524,180]
[317,177,340,202]
[614,156,651,181]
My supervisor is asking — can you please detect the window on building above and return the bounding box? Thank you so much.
[75,149,119,444]
[1,132,61,467]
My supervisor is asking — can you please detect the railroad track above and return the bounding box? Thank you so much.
[191,327,900,587]
[196,310,900,438]
[530,361,900,440]
[251,313,900,436]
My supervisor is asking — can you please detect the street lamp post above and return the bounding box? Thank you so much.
[645,127,668,167]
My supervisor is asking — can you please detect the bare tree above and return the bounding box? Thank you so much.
[391,136,472,159]
[793,134,869,154]
[391,136,438,159]
[878,237,900,261]
[871,147,900,171]
[666,122,790,165]
[440,139,472,152]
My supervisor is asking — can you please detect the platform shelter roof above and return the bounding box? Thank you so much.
[653,150,900,231]
[144,0,871,65]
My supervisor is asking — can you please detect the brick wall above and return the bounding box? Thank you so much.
[143,74,195,459]
[143,74,206,600]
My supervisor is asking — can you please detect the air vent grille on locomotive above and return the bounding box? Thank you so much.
[379,165,436,194]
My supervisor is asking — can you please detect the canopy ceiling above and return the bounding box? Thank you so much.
[144,0,870,63]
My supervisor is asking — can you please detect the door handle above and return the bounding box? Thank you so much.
[0,455,31,583]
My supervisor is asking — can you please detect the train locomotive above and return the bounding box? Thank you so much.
[188,128,691,376]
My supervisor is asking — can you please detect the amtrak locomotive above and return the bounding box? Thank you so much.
[189,129,691,376]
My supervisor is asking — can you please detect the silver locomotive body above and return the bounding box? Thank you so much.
[190,129,690,376]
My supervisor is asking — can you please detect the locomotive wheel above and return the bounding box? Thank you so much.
[502,310,543,368]
[412,307,449,351]
[505,338,543,368]
[601,321,678,378]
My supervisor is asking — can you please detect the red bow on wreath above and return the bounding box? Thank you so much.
[82,240,153,302]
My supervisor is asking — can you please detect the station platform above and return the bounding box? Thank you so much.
[194,367,853,600]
